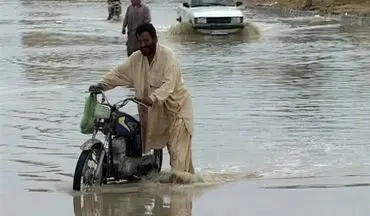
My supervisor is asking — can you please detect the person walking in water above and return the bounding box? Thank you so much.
[107,0,122,20]
[122,0,151,57]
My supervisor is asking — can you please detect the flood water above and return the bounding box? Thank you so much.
[1,0,370,216]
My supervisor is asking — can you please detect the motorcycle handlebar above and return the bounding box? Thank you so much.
[88,90,149,108]
[116,97,149,109]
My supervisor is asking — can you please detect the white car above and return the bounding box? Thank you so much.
[176,0,245,35]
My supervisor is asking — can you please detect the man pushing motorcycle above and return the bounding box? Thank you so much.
[89,23,195,176]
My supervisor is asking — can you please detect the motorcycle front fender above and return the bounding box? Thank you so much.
[80,138,104,151]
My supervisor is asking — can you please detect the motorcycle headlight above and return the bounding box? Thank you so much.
[231,17,243,24]
[94,104,111,119]
[194,17,207,24]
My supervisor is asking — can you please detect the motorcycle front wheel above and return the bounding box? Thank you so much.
[73,147,106,192]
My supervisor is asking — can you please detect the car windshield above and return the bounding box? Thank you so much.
[190,0,235,7]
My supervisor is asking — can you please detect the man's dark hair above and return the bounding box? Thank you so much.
[135,23,157,39]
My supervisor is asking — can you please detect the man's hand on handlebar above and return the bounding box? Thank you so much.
[88,83,104,93]
[132,97,153,107]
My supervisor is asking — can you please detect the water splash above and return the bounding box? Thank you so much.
[57,169,260,197]
[167,22,200,36]
[164,22,261,41]
[141,170,260,186]
[240,22,261,37]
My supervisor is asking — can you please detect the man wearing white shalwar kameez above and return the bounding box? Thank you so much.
[89,23,195,174]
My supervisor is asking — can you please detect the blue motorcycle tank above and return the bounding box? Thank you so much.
[114,112,140,137]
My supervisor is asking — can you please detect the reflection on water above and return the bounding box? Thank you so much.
[73,184,199,216]
[65,172,257,216]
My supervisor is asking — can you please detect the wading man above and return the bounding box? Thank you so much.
[89,23,195,176]
[107,0,121,20]
[122,0,151,57]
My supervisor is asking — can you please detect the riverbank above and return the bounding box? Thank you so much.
[245,0,370,16]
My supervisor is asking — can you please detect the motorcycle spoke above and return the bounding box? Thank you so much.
[80,149,103,192]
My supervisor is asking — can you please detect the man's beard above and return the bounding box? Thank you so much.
[140,45,154,56]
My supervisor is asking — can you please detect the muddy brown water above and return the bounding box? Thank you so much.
[1,0,370,216]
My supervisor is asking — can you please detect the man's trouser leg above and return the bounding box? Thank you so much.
[107,5,113,20]
[167,117,194,174]
[126,45,132,57]
[126,35,138,57]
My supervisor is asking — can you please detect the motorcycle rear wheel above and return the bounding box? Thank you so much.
[72,148,106,191]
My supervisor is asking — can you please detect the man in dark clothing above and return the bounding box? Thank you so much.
[121,0,151,57]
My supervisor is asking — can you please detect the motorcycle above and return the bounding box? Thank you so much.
[107,0,122,20]
[72,90,163,192]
